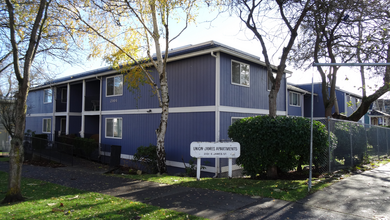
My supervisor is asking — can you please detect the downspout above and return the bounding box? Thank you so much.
[52,86,56,141]
[285,73,293,116]
[211,51,220,178]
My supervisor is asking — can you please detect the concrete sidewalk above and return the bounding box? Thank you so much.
[1,158,389,219]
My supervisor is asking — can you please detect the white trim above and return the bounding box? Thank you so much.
[61,88,67,103]
[231,117,245,124]
[231,60,250,87]
[105,117,123,139]
[66,83,70,135]
[60,118,66,134]
[289,91,301,107]
[42,118,52,133]
[106,75,123,97]
[220,106,286,115]
[221,164,242,173]
[213,51,221,177]
[27,113,53,117]
[43,88,52,104]
[81,80,86,138]
[101,106,216,115]
[52,87,56,140]
[102,151,242,174]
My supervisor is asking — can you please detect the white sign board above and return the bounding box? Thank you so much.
[190,142,240,158]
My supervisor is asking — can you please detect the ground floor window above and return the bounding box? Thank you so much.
[43,118,51,133]
[106,118,122,138]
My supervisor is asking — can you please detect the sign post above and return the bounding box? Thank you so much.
[190,142,240,181]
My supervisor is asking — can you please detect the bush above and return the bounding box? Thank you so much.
[73,137,98,158]
[228,116,329,178]
[133,144,158,174]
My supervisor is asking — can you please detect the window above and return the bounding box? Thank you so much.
[44,89,52,103]
[106,75,123,96]
[289,92,300,107]
[106,118,122,138]
[43,118,51,133]
[231,117,245,125]
[61,88,67,103]
[231,61,250,86]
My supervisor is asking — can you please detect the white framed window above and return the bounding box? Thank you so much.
[289,92,301,107]
[231,117,245,125]
[231,60,250,86]
[61,88,67,103]
[106,75,123,96]
[43,118,51,133]
[106,118,122,138]
[44,89,52,103]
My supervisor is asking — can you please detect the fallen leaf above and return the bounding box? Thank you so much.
[47,203,56,206]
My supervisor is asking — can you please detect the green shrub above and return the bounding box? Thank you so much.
[133,144,158,174]
[228,116,329,178]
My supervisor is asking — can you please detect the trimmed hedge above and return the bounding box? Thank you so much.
[228,116,330,177]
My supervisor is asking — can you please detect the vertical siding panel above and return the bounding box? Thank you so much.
[27,90,53,114]
[220,53,285,111]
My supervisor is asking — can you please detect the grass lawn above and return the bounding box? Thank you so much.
[0,172,205,220]
[116,157,390,202]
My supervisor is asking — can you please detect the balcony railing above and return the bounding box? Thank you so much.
[85,96,100,111]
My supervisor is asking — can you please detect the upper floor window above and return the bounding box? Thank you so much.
[231,60,250,86]
[106,75,123,96]
[43,118,51,133]
[106,118,122,138]
[44,89,52,103]
[289,92,300,107]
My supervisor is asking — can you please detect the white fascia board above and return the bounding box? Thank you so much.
[101,106,216,115]
[219,106,286,115]
[26,113,53,117]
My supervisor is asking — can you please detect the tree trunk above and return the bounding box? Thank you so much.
[156,74,169,174]
[3,87,27,203]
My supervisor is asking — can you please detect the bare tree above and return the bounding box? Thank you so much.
[1,0,84,203]
[291,0,390,120]
[225,0,313,118]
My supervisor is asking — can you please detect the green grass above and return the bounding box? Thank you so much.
[0,172,205,220]
[116,158,390,202]
[115,174,334,202]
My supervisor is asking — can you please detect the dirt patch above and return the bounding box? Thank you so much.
[24,158,65,168]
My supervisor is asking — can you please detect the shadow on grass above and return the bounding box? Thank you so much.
[0,171,204,219]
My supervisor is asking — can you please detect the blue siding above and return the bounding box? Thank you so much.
[25,116,53,134]
[101,112,215,165]
[101,54,216,111]
[168,55,215,107]
[219,53,286,111]
[287,92,303,116]
[219,112,261,141]
[101,73,160,111]
[70,83,82,112]
[69,116,81,135]
[56,86,67,112]
[85,116,99,135]
[27,90,53,114]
